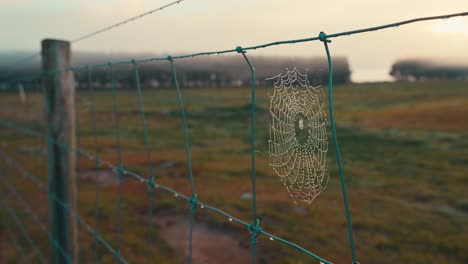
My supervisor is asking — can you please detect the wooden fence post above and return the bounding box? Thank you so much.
[41,39,77,264]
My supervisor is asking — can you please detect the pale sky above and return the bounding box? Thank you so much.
[1,0,468,82]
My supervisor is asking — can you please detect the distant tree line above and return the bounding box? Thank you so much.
[72,55,351,89]
[0,52,351,89]
[390,59,468,81]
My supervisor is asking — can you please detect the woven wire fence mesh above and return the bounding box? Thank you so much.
[0,11,467,264]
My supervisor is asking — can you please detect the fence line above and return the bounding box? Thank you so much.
[0,119,332,263]
[0,196,47,264]
[1,10,467,264]
[4,11,468,86]
[0,175,72,263]
[0,147,129,264]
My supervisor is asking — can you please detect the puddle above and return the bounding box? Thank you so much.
[77,169,120,187]
[155,215,250,264]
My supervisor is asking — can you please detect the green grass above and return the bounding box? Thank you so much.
[0,80,467,263]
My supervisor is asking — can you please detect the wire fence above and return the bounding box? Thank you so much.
[0,10,467,264]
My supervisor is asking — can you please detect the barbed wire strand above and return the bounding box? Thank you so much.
[0,0,186,79]
[2,11,468,264]
[4,11,468,86]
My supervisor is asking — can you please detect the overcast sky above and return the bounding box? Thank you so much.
[1,0,467,81]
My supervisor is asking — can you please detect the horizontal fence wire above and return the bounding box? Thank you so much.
[0,195,47,264]
[0,147,129,264]
[0,118,332,263]
[1,10,468,264]
[0,175,72,263]
[3,11,467,85]
[2,215,30,263]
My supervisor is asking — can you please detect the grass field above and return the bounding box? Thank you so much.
[0,80,467,264]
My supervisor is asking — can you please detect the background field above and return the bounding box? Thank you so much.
[0,80,467,263]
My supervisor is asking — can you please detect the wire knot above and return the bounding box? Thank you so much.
[235,46,245,53]
[114,249,120,260]
[248,218,261,245]
[318,31,331,43]
[147,176,156,192]
[166,56,173,61]
[107,62,112,67]
[115,164,124,180]
[189,193,198,210]
[131,59,137,65]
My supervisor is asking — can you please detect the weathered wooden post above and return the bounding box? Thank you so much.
[41,39,77,264]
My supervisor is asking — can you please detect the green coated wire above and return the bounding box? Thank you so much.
[51,192,129,264]
[0,198,46,264]
[7,11,468,86]
[0,121,333,264]
[0,123,336,263]
[131,61,156,263]
[320,32,358,264]
[1,198,29,264]
[236,47,261,264]
[2,212,30,264]
[0,148,128,264]
[108,62,124,264]
[0,177,72,263]
[87,66,101,264]
[168,57,195,194]
[168,57,198,264]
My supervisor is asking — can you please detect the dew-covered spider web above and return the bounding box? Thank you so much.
[267,67,329,204]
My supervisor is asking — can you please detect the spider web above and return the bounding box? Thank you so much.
[267,67,328,204]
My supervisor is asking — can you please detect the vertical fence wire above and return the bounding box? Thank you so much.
[87,66,102,263]
[168,57,198,264]
[237,47,261,264]
[108,63,124,263]
[131,61,156,264]
[320,32,358,264]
